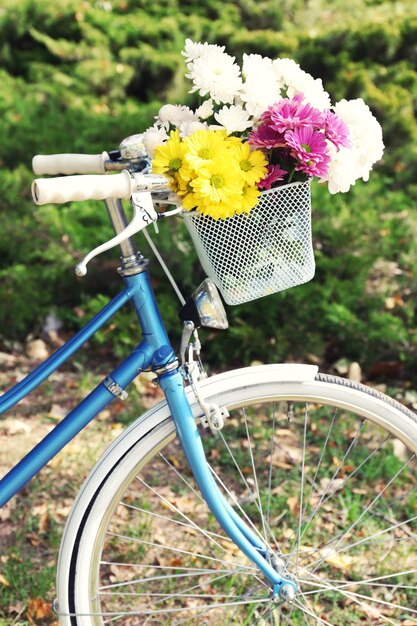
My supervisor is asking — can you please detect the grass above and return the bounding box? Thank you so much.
[1,352,417,624]
[0,350,162,626]
[81,398,417,625]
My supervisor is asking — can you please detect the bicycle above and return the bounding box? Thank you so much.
[1,134,417,625]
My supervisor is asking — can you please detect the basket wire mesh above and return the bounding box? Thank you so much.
[183,180,315,305]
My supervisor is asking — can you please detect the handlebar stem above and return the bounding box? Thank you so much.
[104,197,137,259]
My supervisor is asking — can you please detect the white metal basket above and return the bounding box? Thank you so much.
[182,180,315,305]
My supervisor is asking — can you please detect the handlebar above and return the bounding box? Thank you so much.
[32,152,110,176]
[30,145,174,276]
[32,134,150,176]
[31,172,171,205]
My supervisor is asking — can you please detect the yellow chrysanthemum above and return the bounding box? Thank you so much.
[224,135,242,146]
[183,129,230,170]
[191,158,243,205]
[174,174,202,211]
[174,172,191,196]
[229,141,268,186]
[152,130,191,181]
[182,188,205,211]
[239,184,261,214]
[174,165,196,192]
[197,197,245,220]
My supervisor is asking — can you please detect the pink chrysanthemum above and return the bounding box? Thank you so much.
[267,94,323,133]
[258,165,288,189]
[248,124,285,149]
[285,126,331,177]
[323,110,351,150]
[258,164,288,189]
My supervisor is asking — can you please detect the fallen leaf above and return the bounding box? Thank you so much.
[287,496,300,516]
[38,512,51,533]
[1,417,32,435]
[265,455,292,469]
[393,438,408,462]
[27,597,53,622]
[48,404,67,420]
[319,477,344,496]
[26,339,49,360]
[26,532,41,546]
[0,351,18,366]
[166,454,182,468]
[8,601,25,615]
[153,532,167,545]
[319,547,354,572]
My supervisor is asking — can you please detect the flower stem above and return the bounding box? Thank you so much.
[287,167,295,183]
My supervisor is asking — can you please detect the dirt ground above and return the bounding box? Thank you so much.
[0,344,163,625]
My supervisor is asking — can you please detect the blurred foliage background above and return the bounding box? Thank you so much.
[1,0,417,379]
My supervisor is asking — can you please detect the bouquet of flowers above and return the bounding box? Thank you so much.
[143,39,384,220]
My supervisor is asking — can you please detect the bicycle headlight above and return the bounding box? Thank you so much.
[179,279,228,330]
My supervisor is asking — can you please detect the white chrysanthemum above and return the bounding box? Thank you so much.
[196,99,214,120]
[273,58,302,88]
[334,98,384,179]
[186,48,242,104]
[323,143,358,193]
[181,38,225,65]
[242,53,274,79]
[273,58,331,110]
[323,99,384,193]
[156,104,197,129]
[178,120,208,137]
[142,125,169,158]
[290,74,331,110]
[239,76,282,118]
[214,104,253,134]
[240,54,281,116]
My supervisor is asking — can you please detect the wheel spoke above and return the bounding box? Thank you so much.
[207,461,268,548]
[294,586,316,626]
[158,451,206,504]
[300,565,417,592]
[291,599,335,625]
[120,501,228,543]
[296,418,365,550]
[297,568,416,622]
[242,406,269,545]
[99,568,239,591]
[66,373,417,624]
[309,433,391,516]
[68,596,270,617]
[306,454,416,574]
[106,531,256,570]
[301,511,417,573]
[265,403,278,537]
[217,413,283,553]
[301,407,337,535]
[291,403,308,574]
[215,422,283,555]
[137,477,244,564]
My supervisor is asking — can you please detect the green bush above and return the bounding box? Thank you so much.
[1,0,417,380]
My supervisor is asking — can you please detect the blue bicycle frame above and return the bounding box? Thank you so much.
[0,265,296,597]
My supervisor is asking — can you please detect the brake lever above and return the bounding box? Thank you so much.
[75,192,158,276]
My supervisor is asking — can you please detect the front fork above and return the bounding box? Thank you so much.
[158,367,297,600]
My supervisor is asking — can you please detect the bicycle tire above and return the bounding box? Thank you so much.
[56,365,417,625]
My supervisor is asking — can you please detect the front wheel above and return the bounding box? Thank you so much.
[57,366,417,625]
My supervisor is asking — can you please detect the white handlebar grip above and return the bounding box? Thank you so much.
[31,171,133,205]
[32,152,109,175]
